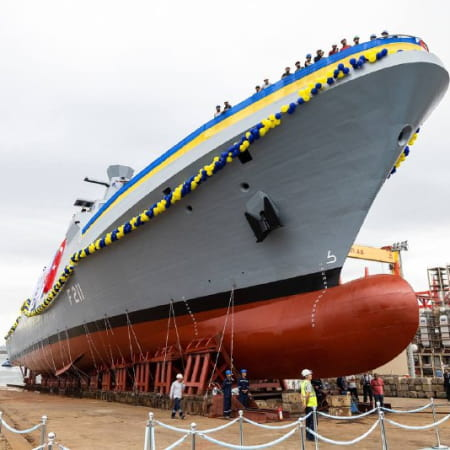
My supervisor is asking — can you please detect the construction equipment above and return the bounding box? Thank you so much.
[348,244,401,276]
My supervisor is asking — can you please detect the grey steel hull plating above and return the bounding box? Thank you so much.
[7,50,449,370]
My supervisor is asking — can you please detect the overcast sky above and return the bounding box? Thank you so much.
[1,0,449,339]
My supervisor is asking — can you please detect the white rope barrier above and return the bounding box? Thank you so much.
[156,416,240,434]
[147,400,450,449]
[165,432,190,449]
[198,426,298,449]
[306,419,380,446]
[0,419,42,434]
[195,417,241,434]
[242,416,302,430]
[318,408,377,420]
[154,420,195,434]
[31,446,45,450]
[385,414,450,430]
[381,402,432,414]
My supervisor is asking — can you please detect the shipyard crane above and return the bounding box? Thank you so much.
[347,243,404,276]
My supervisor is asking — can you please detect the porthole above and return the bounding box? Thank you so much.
[240,182,250,192]
[398,125,412,147]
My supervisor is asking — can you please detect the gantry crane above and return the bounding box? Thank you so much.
[347,244,402,276]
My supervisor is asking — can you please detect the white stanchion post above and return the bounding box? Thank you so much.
[149,412,155,450]
[238,410,244,447]
[47,431,56,450]
[190,422,197,450]
[143,412,152,450]
[40,416,48,446]
[377,402,388,450]
[299,420,306,450]
[430,398,448,449]
[0,411,3,433]
[313,406,319,450]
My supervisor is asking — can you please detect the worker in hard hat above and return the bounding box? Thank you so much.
[170,373,186,419]
[222,369,234,418]
[300,368,317,441]
[238,369,250,408]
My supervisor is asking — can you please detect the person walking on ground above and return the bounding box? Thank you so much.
[336,376,349,394]
[170,373,186,419]
[347,374,358,401]
[222,369,234,418]
[300,368,318,442]
[238,369,250,408]
[360,372,373,405]
[444,369,450,401]
[371,373,385,407]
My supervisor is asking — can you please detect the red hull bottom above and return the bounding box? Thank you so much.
[19,274,418,379]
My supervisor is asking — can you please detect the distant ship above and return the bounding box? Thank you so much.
[1,359,12,368]
[5,35,449,383]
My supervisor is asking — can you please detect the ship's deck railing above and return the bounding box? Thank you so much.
[145,399,449,449]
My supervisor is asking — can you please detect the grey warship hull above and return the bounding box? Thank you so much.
[6,38,449,378]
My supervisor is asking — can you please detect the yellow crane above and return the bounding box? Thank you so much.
[347,244,402,276]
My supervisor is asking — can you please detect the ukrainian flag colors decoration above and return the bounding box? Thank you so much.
[4,44,420,339]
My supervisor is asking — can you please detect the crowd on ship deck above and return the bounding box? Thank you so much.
[214,31,391,117]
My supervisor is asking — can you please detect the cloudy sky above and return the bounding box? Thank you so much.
[1,0,449,339]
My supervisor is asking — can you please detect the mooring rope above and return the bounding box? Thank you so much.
[204,287,235,400]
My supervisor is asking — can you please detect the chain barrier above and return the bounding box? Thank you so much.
[146,398,450,449]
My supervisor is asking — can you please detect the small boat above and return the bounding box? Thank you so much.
[1,359,12,367]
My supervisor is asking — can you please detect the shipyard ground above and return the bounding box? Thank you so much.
[0,388,449,449]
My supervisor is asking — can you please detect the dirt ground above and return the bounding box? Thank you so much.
[0,388,449,449]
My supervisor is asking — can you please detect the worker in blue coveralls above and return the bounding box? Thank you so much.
[222,369,234,418]
[238,369,250,408]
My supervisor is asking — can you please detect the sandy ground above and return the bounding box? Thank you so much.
[0,388,449,449]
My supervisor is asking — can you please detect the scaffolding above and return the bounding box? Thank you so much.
[413,265,450,376]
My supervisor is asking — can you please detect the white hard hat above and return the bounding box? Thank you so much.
[176,373,183,379]
[301,369,312,377]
